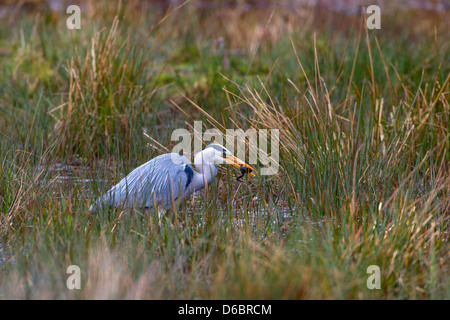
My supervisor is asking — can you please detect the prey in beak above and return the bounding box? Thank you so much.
[224,155,257,181]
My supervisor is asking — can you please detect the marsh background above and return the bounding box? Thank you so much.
[0,0,449,299]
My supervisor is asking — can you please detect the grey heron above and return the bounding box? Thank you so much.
[89,143,256,213]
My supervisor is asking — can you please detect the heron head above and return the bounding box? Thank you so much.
[201,143,257,176]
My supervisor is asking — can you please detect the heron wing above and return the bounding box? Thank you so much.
[95,153,194,210]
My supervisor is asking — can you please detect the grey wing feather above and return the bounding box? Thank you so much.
[91,153,193,211]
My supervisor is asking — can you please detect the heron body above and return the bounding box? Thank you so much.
[89,144,254,213]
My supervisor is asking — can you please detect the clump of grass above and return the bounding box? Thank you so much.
[51,18,154,158]
[218,25,450,297]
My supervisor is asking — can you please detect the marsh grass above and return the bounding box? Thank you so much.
[0,1,449,299]
[50,17,156,158]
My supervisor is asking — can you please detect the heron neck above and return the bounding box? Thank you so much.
[194,153,218,184]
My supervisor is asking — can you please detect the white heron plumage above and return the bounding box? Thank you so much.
[89,143,255,212]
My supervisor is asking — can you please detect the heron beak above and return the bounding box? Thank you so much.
[224,155,257,176]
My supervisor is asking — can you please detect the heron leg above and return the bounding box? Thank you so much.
[144,205,166,226]
[157,206,165,220]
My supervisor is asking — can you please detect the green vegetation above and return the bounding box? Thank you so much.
[0,1,448,299]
